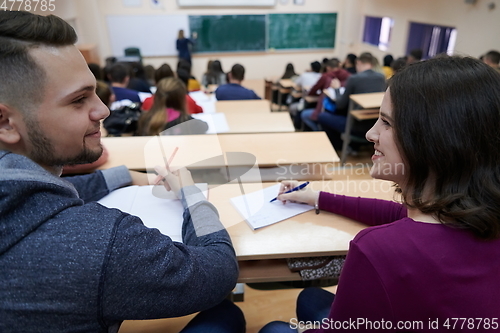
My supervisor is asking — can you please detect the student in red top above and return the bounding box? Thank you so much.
[136,77,207,136]
[141,65,203,114]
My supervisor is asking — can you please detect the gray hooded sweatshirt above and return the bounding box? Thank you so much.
[0,151,238,333]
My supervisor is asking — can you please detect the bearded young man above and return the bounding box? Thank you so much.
[0,11,243,333]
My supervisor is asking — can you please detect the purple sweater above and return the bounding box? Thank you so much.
[310,193,500,333]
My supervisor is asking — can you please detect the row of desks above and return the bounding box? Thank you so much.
[100,132,339,181]
[192,97,296,134]
[100,87,386,284]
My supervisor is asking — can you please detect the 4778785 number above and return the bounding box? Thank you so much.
[1,0,55,12]
[443,318,499,330]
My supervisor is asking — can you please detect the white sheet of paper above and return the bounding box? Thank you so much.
[198,101,216,114]
[325,87,346,101]
[138,92,153,102]
[189,91,212,104]
[191,113,230,134]
[97,184,208,242]
[230,184,314,230]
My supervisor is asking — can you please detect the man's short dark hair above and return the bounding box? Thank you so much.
[107,63,131,84]
[230,64,245,81]
[326,58,340,69]
[0,11,77,114]
[310,61,321,73]
[357,52,375,64]
[409,48,423,61]
[485,50,500,65]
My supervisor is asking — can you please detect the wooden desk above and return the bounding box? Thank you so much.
[99,132,338,181]
[193,112,294,134]
[215,100,271,113]
[340,92,384,165]
[208,179,396,282]
[241,79,265,99]
[222,112,294,133]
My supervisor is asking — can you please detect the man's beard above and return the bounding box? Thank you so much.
[26,116,103,168]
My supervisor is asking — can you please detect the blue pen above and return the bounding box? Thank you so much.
[270,182,310,203]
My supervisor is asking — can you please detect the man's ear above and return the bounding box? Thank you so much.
[0,104,22,145]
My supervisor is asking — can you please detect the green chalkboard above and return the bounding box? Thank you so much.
[268,13,337,50]
[189,15,266,53]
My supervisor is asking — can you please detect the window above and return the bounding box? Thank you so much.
[363,16,394,51]
[406,22,457,59]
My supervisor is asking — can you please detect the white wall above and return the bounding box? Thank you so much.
[72,0,500,80]
[355,0,500,62]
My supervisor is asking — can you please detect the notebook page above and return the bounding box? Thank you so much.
[98,184,208,243]
[97,185,138,213]
[230,184,314,230]
[192,113,229,134]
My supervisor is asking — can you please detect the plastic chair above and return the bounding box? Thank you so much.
[124,47,142,63]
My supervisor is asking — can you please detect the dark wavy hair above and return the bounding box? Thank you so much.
[0,11,77,114]
[389,56,500,239]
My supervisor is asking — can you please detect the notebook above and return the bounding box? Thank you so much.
[230,184,314,230]
[97,184,208,242]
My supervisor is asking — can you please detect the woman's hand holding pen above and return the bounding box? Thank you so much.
[278,180,320,206]
[154,166,194,199]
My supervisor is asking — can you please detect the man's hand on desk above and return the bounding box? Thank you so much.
[277,180,320,206]
[154,166,195,199]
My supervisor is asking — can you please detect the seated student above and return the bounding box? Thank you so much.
[407,48,423,64]
[215,64,261,101]
[382,54,394,79]
[0,11,243,333]
[288,61,322,128]
[127,62,152,93]
[341,53,357,74]
[136,77,208,136]
[202,59,227,87]
[391,56,407,74]
[272,63,299,105]
[317,52,386,151]
[141,65,203,115]
[144,64,156,86]
[259,56,500,333]
[176,68,204,114]
[482,50,500,73]
[294,61,322,90]
[107,62,142,106]
[178,58,201,92]
[300,58,351,131]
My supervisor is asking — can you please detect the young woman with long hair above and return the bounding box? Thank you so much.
[137,77,207,136]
